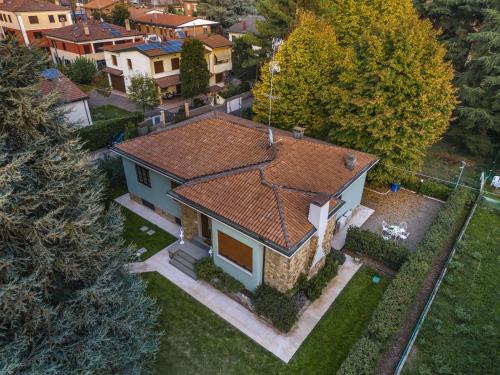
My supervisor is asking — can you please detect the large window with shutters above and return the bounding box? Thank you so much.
[154,60,164,74]
[217,231,253,272]
[135,164,151,187]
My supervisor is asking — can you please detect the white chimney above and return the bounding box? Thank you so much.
[345,154,357,170]
[292,126,305,139]
[125,19,131,31]
[308,193,330,268]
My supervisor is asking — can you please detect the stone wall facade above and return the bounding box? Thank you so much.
[129,192,177,224]
[129,192,141,204]
[180,204,198,240]
[263,216,337,293]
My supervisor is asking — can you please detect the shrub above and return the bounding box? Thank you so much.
[402,175,452,201]
[124,122,137,140]
[253,284,299,332]
[219,81,251,99]
[98,155,125,188]
[344,227,410,270]
[337,189,475,374]
[78,112,143,150]
[293,252,340,301]
[337,337,382,375]
[67,56,97,84]
[330,250,346,265]
[194,257,245,294]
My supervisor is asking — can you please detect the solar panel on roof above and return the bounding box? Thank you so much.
[41,68,62,80]
[176,30,186,38]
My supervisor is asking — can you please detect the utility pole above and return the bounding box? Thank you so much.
[267,37,282,128]
[455,161,466,189]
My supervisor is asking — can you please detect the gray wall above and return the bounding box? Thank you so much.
[122,158,181,219]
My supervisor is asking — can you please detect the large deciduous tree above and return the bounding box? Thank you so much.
[180,38,210,99]
[128,74,160,113]
[0,41,160,374]
[198,0,256,28]
[111,2,130,27]
[253,1,457,184]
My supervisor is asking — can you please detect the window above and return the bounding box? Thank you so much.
[203,26,208,34]
[217,231,253,272]
[48,15,55,23]
[51,40,56,48]
[83,44,91,54]
[171,57,180,70]
[58,14,67,22]
[127,58,132,70]
[62,42,67,51]
[0,14,4,22]
[111,55,117,66]
[215,73,224,83]
[8,15,12,23]
[154,60,164,74]
[93,41,112,52]
[28,16,39,24]
[146,26,150,33]
[33,32,43,39]
[136,165,151,187]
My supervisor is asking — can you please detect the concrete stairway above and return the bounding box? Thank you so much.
[169,250,198,279]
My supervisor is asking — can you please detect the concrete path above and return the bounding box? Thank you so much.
[331,205,374,250]
[129,243,361,363]
[115,193,180,237]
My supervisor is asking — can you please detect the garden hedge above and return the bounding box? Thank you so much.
[78,112,143,151]
[253,284,299,332]
[194,257,245,294]
[402,175,452,201]
[337,188,475,375]
[344,227,410,270]
[294,252,340,301]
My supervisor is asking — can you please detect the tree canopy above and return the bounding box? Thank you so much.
[180,38,210,99]
[66,56,97,84]
[111,2,130,27]
[198,0,256,28]
[253,1,457,184]
[128,74,160,113]
[0,40,160,374]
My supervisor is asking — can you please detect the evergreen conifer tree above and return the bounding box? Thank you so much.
[0,41,160,374]
[180,39,210,99]
[198,0,256,28]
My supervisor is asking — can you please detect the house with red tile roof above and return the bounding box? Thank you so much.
[39,68,93,127]
[44,20,144,65]
[81,0,120,19]
[0,0,72,48]
[112,112,378,291]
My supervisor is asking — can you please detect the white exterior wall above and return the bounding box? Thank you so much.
[105,50,152,93]
[63,99,92,127]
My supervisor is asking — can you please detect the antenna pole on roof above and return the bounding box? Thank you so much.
[267,37,282,129]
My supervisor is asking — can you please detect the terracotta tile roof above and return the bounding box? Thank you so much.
[131,12,197,27]
[102,66,123,76]
[193,34,232,49]
[0,0,67,12]
[39,71,88,103]
[82,0,116,10]
[114,112,378,253]
[44,21,143,42]
[155,75,180,89]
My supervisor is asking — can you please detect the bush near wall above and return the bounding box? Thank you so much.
[344,227,410,270]
[78,113,143,151]
[337,188,475,375]
[195,257,245,294]
[253,284,299,332]
[402,175,452,201]
[294,252,340,301]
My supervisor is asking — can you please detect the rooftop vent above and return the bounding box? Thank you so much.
[83,23,90,36]
[345,154,357,170]
[292,126,305,139]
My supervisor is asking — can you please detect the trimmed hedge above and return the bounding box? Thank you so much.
[194,257,245,293]
[253,284,299,332]
[78,112,143,151]
[337,188,475,375]
[219,81,251,99]
[344,227,410,270]
[402,175,452,201]
[294,252,340,301]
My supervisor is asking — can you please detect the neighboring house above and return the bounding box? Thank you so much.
[226,15,261,42]
[182,0,198,16]
[130,12,218,39]
[81,0,120,18]
[0,0,72,48]
[112,112,378,292]
[101,34,232,96]
[39,68,93,127]
[45,20,144,65]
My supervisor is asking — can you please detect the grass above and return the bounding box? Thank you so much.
[90,104,131,121]
[404,205,500,375]
[143,266,390,375]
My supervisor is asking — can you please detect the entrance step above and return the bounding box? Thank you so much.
[169,249,198,279]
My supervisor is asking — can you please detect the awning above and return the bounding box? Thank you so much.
[155,75,181,89]
[215,51,231,62]
[102,67,123,76]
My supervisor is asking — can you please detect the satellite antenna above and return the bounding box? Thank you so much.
[267,37,283,129]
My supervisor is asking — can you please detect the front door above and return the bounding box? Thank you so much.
[200,214,210,239]
[110,74,126,93]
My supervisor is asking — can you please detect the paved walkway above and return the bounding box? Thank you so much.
[331,205,374,250]
[115,193,180,237]
[129,243,361,363]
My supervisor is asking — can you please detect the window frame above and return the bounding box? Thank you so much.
[58,14,67,22]
[83,44,91,54]
[154,60,164,74]
[135,164,151,188]
[111,54,118,66]
[48,14,55,23]
[215,72,224,83]
[28,16,39,24]
[127,58,133,70]
[217,231,253,273]
[171,57,180,70]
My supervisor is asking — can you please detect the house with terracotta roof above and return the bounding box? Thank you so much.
[0,0,72,48]
[81,0,120,19]
[129,11,218,40]
[112,112,378,291]
[45,20,144,65]
[101,34,232,97]
[39,68,93,127]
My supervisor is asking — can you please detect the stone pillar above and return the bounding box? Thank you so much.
[180,204,198,240]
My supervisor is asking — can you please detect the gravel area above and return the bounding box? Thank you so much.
[361,188,443,250]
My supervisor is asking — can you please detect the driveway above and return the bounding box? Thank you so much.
[88,90,161,118]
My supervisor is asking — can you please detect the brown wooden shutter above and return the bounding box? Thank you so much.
[217,231,252,272]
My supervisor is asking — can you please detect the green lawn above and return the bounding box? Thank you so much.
[404,205,500,375]
[143,266,390,375]
[90,104,131,121]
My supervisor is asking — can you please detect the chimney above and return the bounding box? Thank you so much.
[242,20,247,31]
[345,154,357,170]
[83,23,90,36]
[268,128,274,145]
[54,0,60,5]
[308,192,331,269]
[125,19,131,31]
[292,126,305,139]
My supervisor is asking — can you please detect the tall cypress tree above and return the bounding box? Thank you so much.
[0,41,160,374]
[180,38,210,99]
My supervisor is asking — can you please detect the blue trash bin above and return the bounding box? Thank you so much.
[390,182,400,192]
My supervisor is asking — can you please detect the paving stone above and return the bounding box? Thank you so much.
[140,226,149,232]
[146,229,156,236]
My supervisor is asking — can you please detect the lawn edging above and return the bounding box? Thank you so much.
[336,188,476,375]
